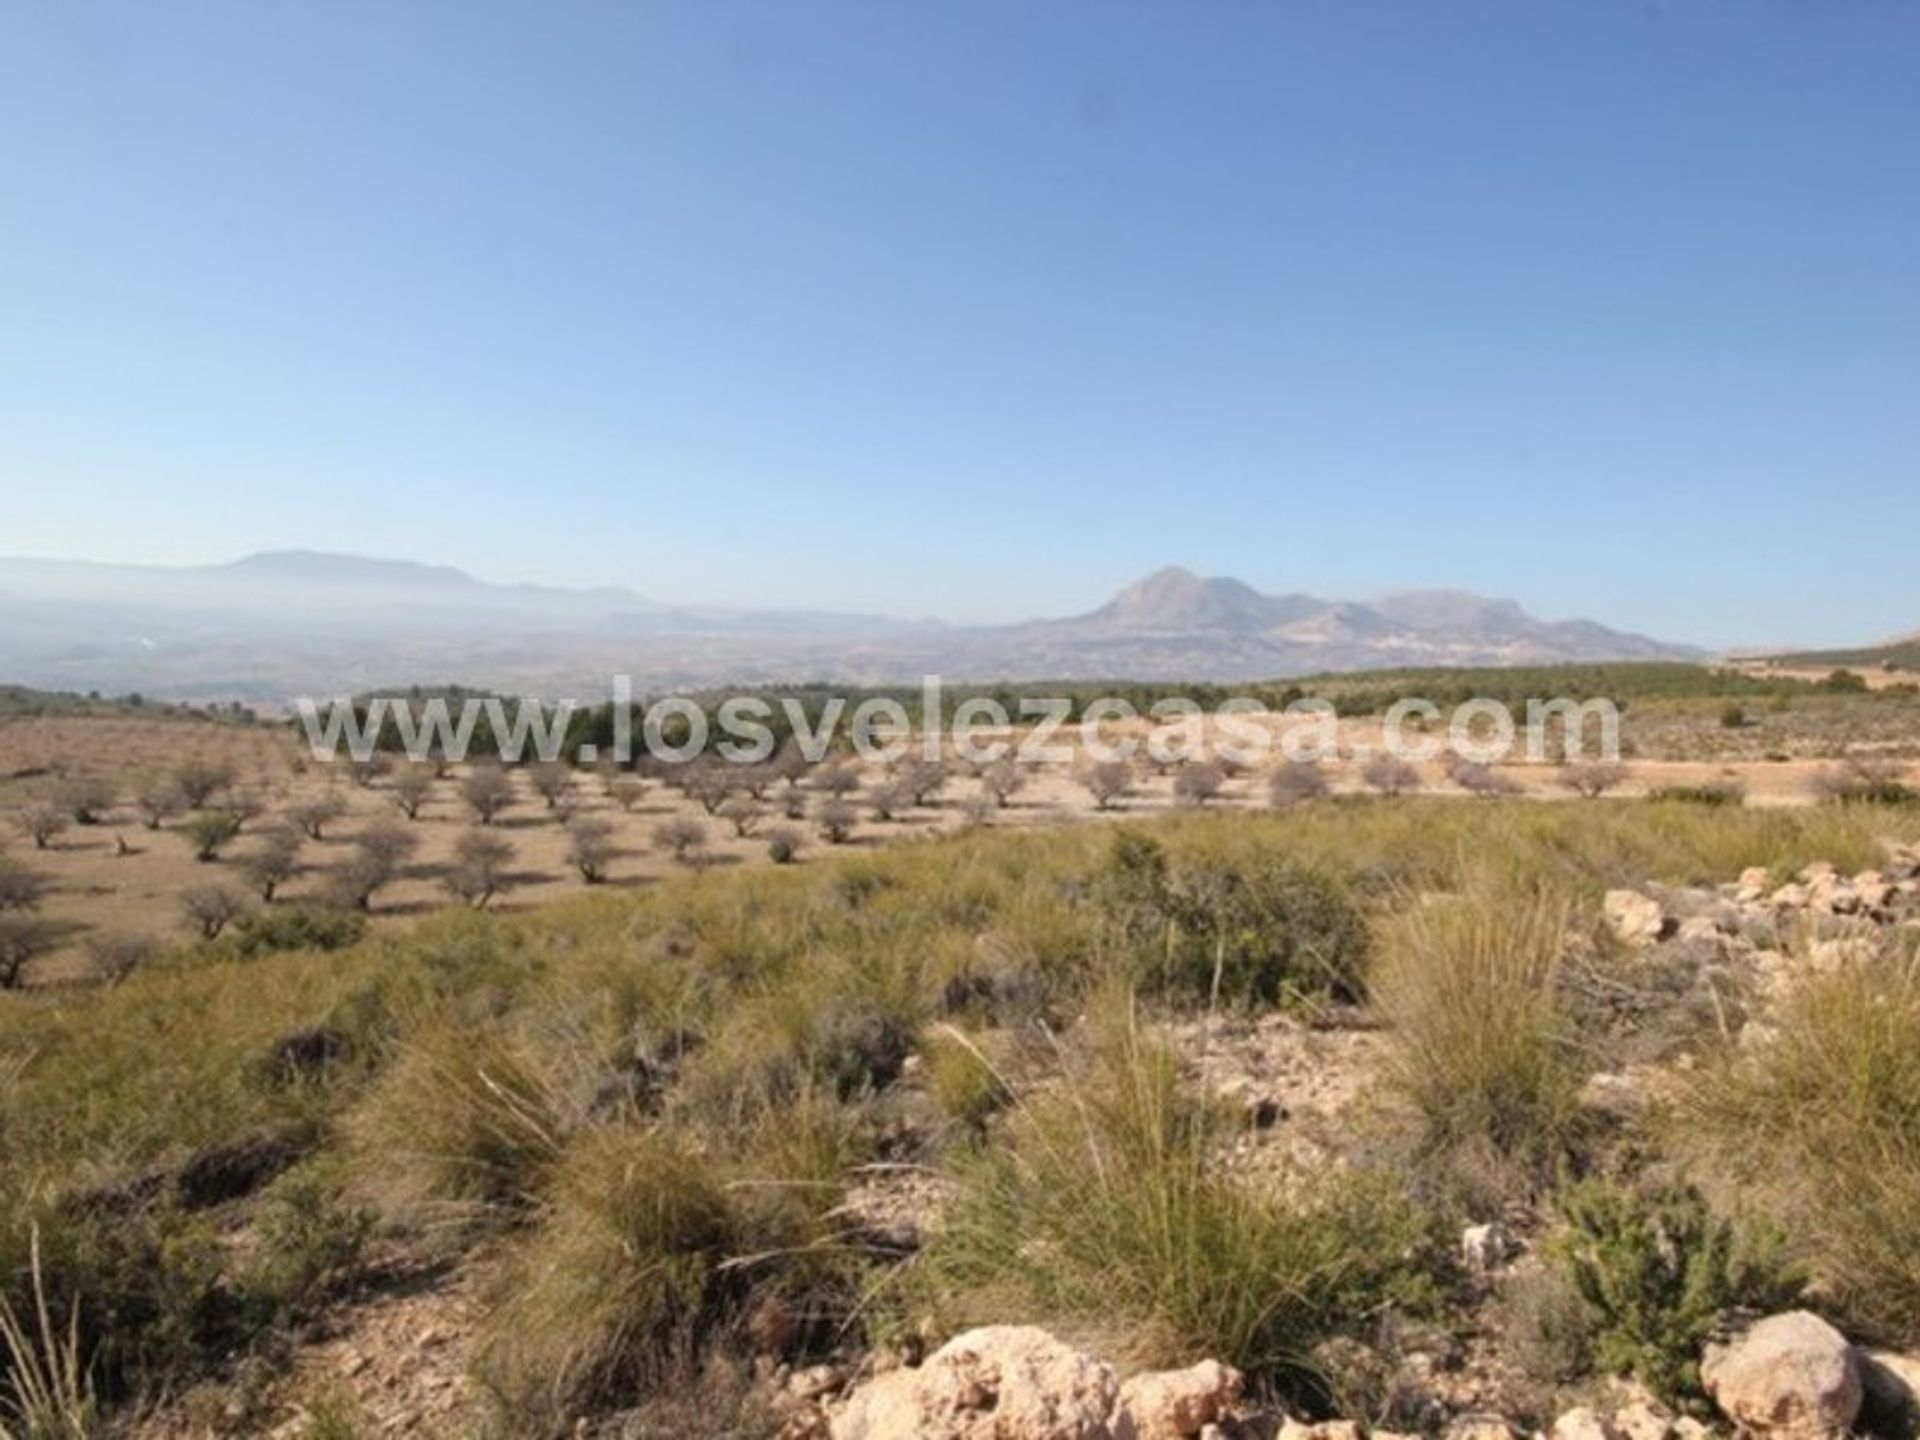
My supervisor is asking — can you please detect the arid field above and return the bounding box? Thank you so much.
[4,676,1917,990]
[3,670,1920,1440]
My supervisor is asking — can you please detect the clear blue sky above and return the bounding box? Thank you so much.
[2,2,1916,648]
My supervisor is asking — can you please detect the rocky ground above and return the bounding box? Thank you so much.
[138,840,1919,1440]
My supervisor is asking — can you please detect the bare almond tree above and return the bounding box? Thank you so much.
[1268,761,1329,806]
[683,762,738,815]
[288,791,350,841]
[1450,760,1519,797]
[979,759,1026,808]
[175,760,234,809]
[1078,759,1133,810]
[813,761,864,800]
[348,753,392,789]
[134,777,187,830]
[391,766,435,820]
[1360,754,1421,797]
[566,815,618,884]
[180,883,248,940]
[0,855,44,914]
[868,780,916,822]
[88,932,157,985]
[717,796,765,837]
[241,826,304,901]
[14,803,69,851]
[461,764,516,825]
[653,815,708,866]
[1171,759,1227,807]
[815,799,859,844]
[607,776,647,812]
[333,822,420,911]
[529,761,574,810]
[223,788,270,832]
[445,829,514,909]
[896,758,949,807]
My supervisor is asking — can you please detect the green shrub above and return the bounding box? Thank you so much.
[182,811,242,862]
[1105,832,1369,1010]
[238,1166,373,1323]
[231,905,367,958]
[1550,1178,1800,1405]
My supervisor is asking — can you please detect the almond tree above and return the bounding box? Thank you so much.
[332,821,420,911]
[288,791,350,841]
[461,764,516,825]
[1268,761,1329,806]
[445,829,514,909]
[1171,760,1227,807]
[1078,760,1133,810]
[56,775,117,825]
[241,826,304,901]
[529,761,574,810]
[1361,754,1420,797]
[815,799,859,844]
[391,765,435,820]
[14,802,68,851]
[175,760,234,808]
[566,815,618,884]
[717,796,765,837]
[135,777,187,830]
[652,816,708,866]
[180,883,248,940]
[979,759,1026,808]
[183,810,243,862]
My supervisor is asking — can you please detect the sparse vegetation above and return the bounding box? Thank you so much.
[3,770,1918,1435]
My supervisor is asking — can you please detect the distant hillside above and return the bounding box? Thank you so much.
[0,552,1706,700]
[1767,633,1920,673]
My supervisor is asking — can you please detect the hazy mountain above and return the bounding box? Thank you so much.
[0,552,1705,702]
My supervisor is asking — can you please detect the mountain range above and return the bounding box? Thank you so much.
[0,551,1706,702]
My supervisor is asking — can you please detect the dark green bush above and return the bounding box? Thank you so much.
[1550,1179,1801,1405]
[1105,832,1368,1009]
[231,905,367,958]
[238,1167,373,1323]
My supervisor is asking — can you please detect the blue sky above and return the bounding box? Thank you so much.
[2,1,1915,649]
